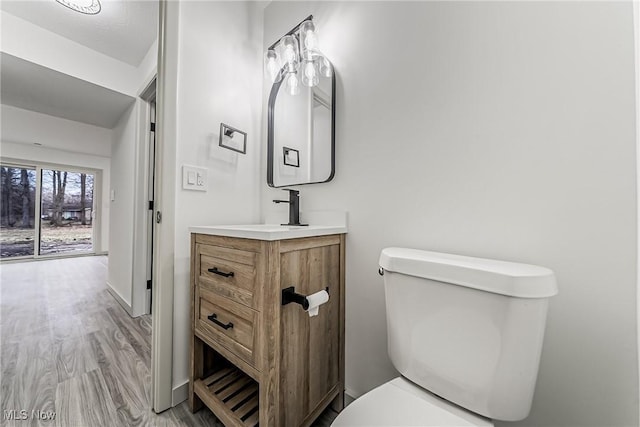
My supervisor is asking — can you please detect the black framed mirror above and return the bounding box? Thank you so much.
[267,67,335,188]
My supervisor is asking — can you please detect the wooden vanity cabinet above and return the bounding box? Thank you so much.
[189,233,346,427]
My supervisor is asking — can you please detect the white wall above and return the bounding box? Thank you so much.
[106,40,158,315]
[107,102,139,307]
[1,104,111,156]
[263,2,638,427]
[165,0,264,396]
[137,40,158,88]
[0,106,111,253]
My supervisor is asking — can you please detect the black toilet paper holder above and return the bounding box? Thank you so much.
[281,286,329,310]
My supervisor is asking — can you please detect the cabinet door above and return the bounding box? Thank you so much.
[279,243,341,427]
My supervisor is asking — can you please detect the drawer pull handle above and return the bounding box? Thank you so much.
[208,267,235,278]
[207,313,234,330]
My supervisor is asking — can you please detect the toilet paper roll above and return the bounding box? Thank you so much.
[306,289,329,317]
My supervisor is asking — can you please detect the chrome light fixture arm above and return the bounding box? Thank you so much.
[266,15,314,52]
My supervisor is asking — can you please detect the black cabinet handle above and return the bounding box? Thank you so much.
[208,267,234,278]
[207,313,234,330]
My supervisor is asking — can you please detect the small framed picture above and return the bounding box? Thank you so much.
[219,123,247,154]
[283,147,300,167]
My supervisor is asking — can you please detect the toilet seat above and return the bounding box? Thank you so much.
[331,377,494,427]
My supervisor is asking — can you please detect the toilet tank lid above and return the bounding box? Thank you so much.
[379,248,558,298]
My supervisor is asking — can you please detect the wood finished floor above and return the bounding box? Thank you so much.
[0,256,339,427]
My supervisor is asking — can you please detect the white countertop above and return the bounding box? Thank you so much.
[189,224,348,241]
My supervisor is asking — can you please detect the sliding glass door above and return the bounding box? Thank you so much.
[40,169,94,255]
[0,165,36,258]
[0,163,96,260]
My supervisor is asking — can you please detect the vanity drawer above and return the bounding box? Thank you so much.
[196,287,259,368]
[197,243,259,309]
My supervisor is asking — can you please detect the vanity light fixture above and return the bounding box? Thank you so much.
[55,0,101,15]
[264,16,333,96]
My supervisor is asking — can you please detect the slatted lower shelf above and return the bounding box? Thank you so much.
[194,365,260,427]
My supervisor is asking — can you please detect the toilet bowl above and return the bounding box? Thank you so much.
[332,248,557,426]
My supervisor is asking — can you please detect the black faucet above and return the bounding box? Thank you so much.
[273,189,308,226]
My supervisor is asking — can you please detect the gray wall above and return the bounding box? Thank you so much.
[263,2,638,426]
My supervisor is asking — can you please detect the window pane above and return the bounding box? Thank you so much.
[40,169,94,255]
[0,166,36,258]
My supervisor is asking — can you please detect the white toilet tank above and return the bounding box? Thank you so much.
[379,248,557,422]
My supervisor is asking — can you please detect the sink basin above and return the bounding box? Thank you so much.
[188,223,348,241]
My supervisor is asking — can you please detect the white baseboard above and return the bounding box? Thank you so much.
[106,282,133,316]
[172,380,189,406]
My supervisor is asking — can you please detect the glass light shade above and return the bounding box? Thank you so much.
[286,72,300,96]
[280,35,299,68]
[264,50,281,83]
[299,20,319,60]
[301,60,319,87]
[318,55,333,78]
[55,0,101,14]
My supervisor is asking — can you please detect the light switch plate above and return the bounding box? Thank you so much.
[182,165,208,191]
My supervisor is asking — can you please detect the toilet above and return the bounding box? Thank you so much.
[332,247,558,426]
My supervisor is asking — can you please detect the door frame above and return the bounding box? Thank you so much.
[131,76,157,318]
[151,0,176,413]
[633,3,640,425]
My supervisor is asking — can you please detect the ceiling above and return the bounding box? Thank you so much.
[0,0,157,130]
[1,52,135,128]
[0,0,158,67]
